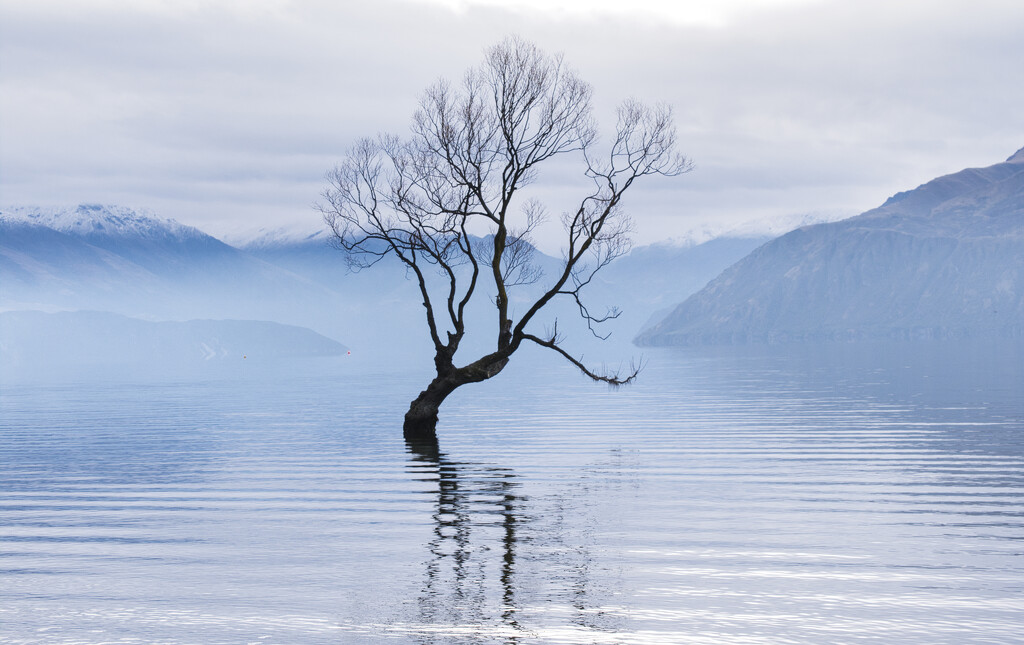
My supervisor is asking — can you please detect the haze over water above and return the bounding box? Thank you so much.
[1,339,1022,643]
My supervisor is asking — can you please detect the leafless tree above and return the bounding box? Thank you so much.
[319,37,691,439]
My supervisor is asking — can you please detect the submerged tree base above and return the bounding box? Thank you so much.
[403,405,440,441]
[402,378,453,440]
[404,433,441,463]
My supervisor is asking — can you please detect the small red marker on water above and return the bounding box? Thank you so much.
[347,351,351,355]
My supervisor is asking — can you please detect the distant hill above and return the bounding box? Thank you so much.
[636,147,1024,346]
[0,310,347,373]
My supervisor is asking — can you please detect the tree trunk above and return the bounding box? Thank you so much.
[403,352,511,440]
[403,375,460,440]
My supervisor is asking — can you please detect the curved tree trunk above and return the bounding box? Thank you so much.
[403,351,512,440]
[403,375,460,440]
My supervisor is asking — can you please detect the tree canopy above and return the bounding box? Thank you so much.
[319,37,691,439]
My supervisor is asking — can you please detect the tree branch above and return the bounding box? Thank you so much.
[521,333,642,385]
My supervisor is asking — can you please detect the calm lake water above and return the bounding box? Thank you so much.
[2,340,1023,644]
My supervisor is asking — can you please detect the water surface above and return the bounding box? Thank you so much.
[2,340,1023,643]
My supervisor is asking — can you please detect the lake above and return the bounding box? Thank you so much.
[1,339,1023,643]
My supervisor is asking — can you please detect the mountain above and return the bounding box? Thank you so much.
[0,205,353,336]
[5,204,210,248]
[1,204,240,284]
[0,216,164,306]
[636,147,1024,346]
[589,236,772,341]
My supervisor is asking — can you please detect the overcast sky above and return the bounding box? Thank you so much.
[2,0,1022,248]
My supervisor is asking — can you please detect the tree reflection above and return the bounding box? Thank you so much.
[405,438,523,641]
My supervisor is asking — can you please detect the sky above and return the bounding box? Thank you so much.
[1,0,1022,250]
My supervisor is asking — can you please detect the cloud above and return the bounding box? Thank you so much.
[1,0,1022,246]
[402,0,828,27]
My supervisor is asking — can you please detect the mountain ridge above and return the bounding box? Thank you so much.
[1,204,207,242]
[637,147,1024,346]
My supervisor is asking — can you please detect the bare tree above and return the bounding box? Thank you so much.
[319,37,691,439]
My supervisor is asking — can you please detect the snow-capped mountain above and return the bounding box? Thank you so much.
[1,204,248,280]
[226,225,332,250]
[636,147,1024,346]
[0,204,348,336]
[1,215,164,306]
[2,204,203,241]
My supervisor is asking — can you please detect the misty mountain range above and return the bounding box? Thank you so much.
[3,146,1022,365]
[0,203,761,366]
